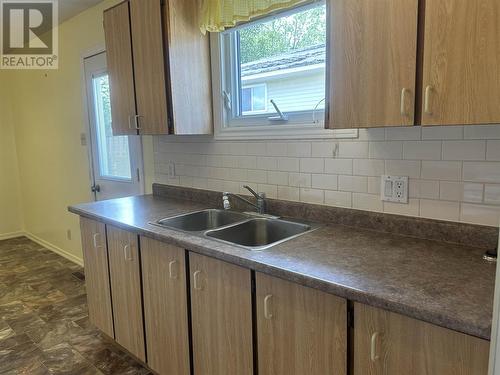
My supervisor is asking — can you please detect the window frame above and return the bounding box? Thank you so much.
[210,1,358,140]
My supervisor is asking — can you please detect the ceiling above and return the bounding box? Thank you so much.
[58,0,103,24]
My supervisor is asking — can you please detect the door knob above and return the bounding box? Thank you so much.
[91,184,101,193]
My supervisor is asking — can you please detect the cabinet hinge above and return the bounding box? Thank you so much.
[136,168,141,182]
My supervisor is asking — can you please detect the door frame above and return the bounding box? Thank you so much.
[80,46,145,201]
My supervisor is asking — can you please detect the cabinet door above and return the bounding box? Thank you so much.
[256,272,347,375]
[165,0,213,135]
[130,0,169,135]
[103,2,137,136]
[328,0,418,128]
[190,253,253,375]
[80,217,114,338]
[141,237,190,375]
[107,226,145,361]
[354,303,489,375]
[422,0,500,126]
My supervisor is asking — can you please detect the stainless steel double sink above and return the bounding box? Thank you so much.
[152,209,317,251]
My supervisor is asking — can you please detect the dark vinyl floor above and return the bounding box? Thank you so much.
[0,237,151,375]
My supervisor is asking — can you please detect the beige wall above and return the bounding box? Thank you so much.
[5,0,152,263]
[0,73,24,237]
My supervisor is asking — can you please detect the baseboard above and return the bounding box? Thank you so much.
[0,231,25,241]
[23,232,84,267]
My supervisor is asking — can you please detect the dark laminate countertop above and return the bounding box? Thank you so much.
[69,194,496,340]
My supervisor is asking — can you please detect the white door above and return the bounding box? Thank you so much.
[83,52,144,201]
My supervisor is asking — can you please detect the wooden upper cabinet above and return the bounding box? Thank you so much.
[79,218,114,338]
[421,0,500,126]
[106,226,145,362]
[141,237,190,375]
[130,0,169,135]
[354,303,490,375]
[164,0,212,134]
[103,2,137,136]
[256,272,347,375]
[190,253,253,375]
[103,0,212,136]
[328,0,419,129]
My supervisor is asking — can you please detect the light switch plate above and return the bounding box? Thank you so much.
[381,175,408,203]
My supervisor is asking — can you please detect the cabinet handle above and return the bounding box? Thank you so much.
[424,85,433,115]
[264,294,273,320]
[169,260,178,279]
[123,244,132,261]
[92,233,101,248]
[400,88,409,116]
[193,270,202,290]
[134,115,142,130]
[370,332,381,362]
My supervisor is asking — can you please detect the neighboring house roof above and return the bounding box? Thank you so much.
[241,44,326,77]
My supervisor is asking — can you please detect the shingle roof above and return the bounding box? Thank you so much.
[241,44,326,77]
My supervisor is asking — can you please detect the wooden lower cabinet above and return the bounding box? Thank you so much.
[79,217,114,338]
[141,237,190,375]
[189,253,253,375]
[107,226,146,361]
[354,303,490,375]
[256,272,347,375]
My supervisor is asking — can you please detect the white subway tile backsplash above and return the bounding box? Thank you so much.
[300,158,324,173]
[154,125,500,227]
[460,204,500,226]
[289,173,312,187]
[325,159,353,175]
[325,190,352,207]
[463,162,500,183]
[383,199,420,217]
[484,185,500,205]
[277,157,300,172]
[287,142,312,157]
[353,159,385,176]
[409,179,440,199]
[439,181,463,201]
[311,142,335,157]
[487,140,500,160]
[463,183,484,203]
[369,142,403,159]
[277,186,300,201]
[386,127,421,140]
[339,175,368,193]
[352,193,383,212]
[311,174,338,190]
[403,141,442,160]
[267,171,289,186]
[300,188,325,204]
[464,125,500,139]
[442,141,486,161]
[420,200,460,221]
[385,160,421,178]
[422,126,463,140]
[266,142,288,156]
[338,142,369,158]
[421,161,462,181]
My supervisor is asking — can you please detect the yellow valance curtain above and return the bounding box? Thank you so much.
[200,0,309,34]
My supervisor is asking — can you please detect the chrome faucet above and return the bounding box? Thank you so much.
[223,185,266,214]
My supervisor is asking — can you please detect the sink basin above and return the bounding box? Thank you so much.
[156,209,249,232]
[206,218,312,250]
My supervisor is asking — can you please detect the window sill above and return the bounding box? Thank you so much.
[214,124,359,140]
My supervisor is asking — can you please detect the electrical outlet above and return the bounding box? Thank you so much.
[381,175,408,203]
[168,162,176,178]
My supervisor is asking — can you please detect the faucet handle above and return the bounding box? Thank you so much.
[222,193,231,210]
[242,185,265,199]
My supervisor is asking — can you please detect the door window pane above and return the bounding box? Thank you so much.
[93,74,132,180]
